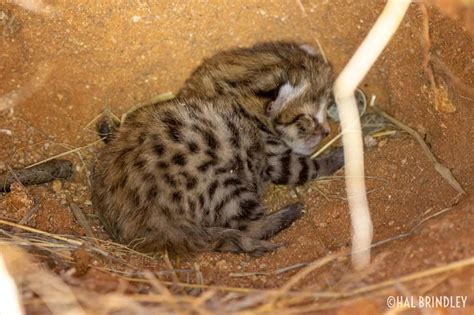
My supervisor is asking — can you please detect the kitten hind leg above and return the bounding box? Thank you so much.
[208,227,280,257]
[243,202,304,240]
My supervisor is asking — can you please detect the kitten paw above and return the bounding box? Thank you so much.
[319,146,344,176]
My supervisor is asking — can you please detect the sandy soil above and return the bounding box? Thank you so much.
[1,0,473,314]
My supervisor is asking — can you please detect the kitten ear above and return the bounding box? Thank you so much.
[266,81,307,116]
[299,44,317,56]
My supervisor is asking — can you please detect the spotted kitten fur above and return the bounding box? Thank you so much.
[91,42,343,256]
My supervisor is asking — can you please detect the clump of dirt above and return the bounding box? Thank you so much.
[0,182,33,222]
[1,0,473,313]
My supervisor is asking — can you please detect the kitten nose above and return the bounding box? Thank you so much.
[321,121,331,136]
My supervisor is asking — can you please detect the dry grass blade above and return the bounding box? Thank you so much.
[311,132,343,159]
[371,105,465,195]
[230,262,309,278]
[120,92,175,124]
[25,139,103,169]
[343,256,474,297]
[67,199,96,239]
[163,250,181,289]
[265,251,344,309]
[0,219,83,246]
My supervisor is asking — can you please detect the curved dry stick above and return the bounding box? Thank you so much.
[371,105,465,195]
[0,159,74,192]
[333,0,411,270]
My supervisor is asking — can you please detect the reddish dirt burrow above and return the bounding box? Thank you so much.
[1,1,473,313]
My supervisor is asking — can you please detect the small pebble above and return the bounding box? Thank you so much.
[52,179,62,193]
[364,135,377,148]
[289,190,298,199]
[378,139,388,148]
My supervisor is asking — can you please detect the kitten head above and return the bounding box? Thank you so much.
[266,45,334,156]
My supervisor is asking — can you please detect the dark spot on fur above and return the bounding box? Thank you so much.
[154,143,165,156]
[110,182,119,193]
[246,159,253,171]
[138,132,146,144]
[215,167,228,174]
[198,194,205,208]
[171,191,182,203]
[171,152,187,166]
[133,158,147,170]
[197,160,214,172]
[187,141,200,154]
[162,112,184,143]
[226,119,240,148]
[202,129,219,150]
[208,180,219,200]
[147,185,159,201]
[119,174,128,189]
[161,206,172,218]
[240,199,259,211]
[188,200,197,218]
[142,172,155,184]
[223,178,241,187]
[156,161,169,169]
[230,186,247,199]
[205,149,219,162]
[131,189,141,207]
[239,199,260,218]
[312,159,320,172]
[163,174,177,188]
[277,153,292,184]
[297,156,309,185]
[186,176,198,190]
[266,139,280,146]
[167,125,184,143]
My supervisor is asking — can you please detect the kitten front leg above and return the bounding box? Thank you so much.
[266,146,344,186]
[243,202,304,240]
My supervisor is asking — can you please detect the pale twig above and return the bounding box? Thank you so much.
[120,92,175,124]
[371,195,461,248]
[230,262,309,278]
[314,38,328,64]
[25,139,103,169]
[0,229,74,262]
[311,132,343,159]
[163,250,181,289]
[343,256,474,297]
[0,219,83,246]
[295,0,306,15]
